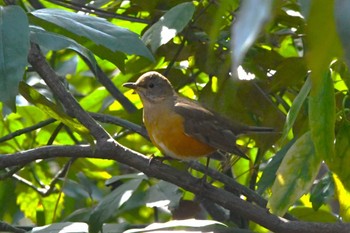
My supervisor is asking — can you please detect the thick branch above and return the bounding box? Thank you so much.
[0,143,349,233]
[27,43,110,142]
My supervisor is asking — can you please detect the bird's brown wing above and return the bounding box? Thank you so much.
[174,99,249,159]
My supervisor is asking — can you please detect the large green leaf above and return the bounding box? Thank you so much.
[0,5,29,110]
[142,2,195,52]
[306,2,338,166]
[231,0,273,71]
[267,131,322,216]
[30,8,154,61]
[29,26,97,73]
[88,177,144,233]
[309,71,335,163]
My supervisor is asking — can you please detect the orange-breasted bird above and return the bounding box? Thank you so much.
[123,71,273,161]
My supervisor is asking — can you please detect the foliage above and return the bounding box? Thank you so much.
[1,0,350,232]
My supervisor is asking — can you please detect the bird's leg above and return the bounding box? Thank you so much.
[148,154,177,165]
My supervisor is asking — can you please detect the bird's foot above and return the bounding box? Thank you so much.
[148,154,177,165]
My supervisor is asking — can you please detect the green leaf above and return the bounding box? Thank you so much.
[332,121,350,189]
[30,8,154,61]
[306,0,341,81]
[310,172,334,211]
[30,222,88,233]
[267,131,322,216]
[29,26,98,73]
[269,57,308,92]
[88,177,144,233]
[257,139,295,194]
[306,2,339,167]
[145,180,182,208]
[0,5,30,110]
[231,0,273,71]
[289,206,338,223]
[124,219,226,233]
[102,223,130,233]
[142,2,195,52]
[19,82,90,136]
[281,77,311,141]
[309,71,335,163]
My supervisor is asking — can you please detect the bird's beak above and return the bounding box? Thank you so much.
[123,82,137,89]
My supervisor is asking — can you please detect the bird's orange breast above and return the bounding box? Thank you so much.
[143,106,215,160]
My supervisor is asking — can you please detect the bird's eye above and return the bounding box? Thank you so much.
[148,83,154,88]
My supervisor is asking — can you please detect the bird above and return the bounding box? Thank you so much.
[123,71,273,161]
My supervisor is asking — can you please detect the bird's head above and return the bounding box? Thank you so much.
[123,71,175,104]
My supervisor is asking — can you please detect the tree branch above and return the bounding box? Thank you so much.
[0,143,349,233]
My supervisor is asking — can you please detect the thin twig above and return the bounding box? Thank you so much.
[53,158,75,221]
[89,112,149,139]
[0,118,56,143]
[93,65,137,113]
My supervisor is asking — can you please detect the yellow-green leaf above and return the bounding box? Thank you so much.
[306,0,342,82]
[309,71,335,163]
[333,173,350,222]
[333,121,350,189]
[19,82,90,137]
[268,131,322,216]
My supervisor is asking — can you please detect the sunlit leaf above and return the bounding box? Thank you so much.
[268,131,322,216]
[124,219,226,233]
[289,206,338,223]
[333,173,350,222]
[142,2,195,52]
[0,5,29,110]
[30,222,88,233]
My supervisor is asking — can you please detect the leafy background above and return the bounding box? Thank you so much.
[1,0,350,232]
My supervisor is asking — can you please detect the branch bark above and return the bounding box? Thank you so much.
[0,143,349,233]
